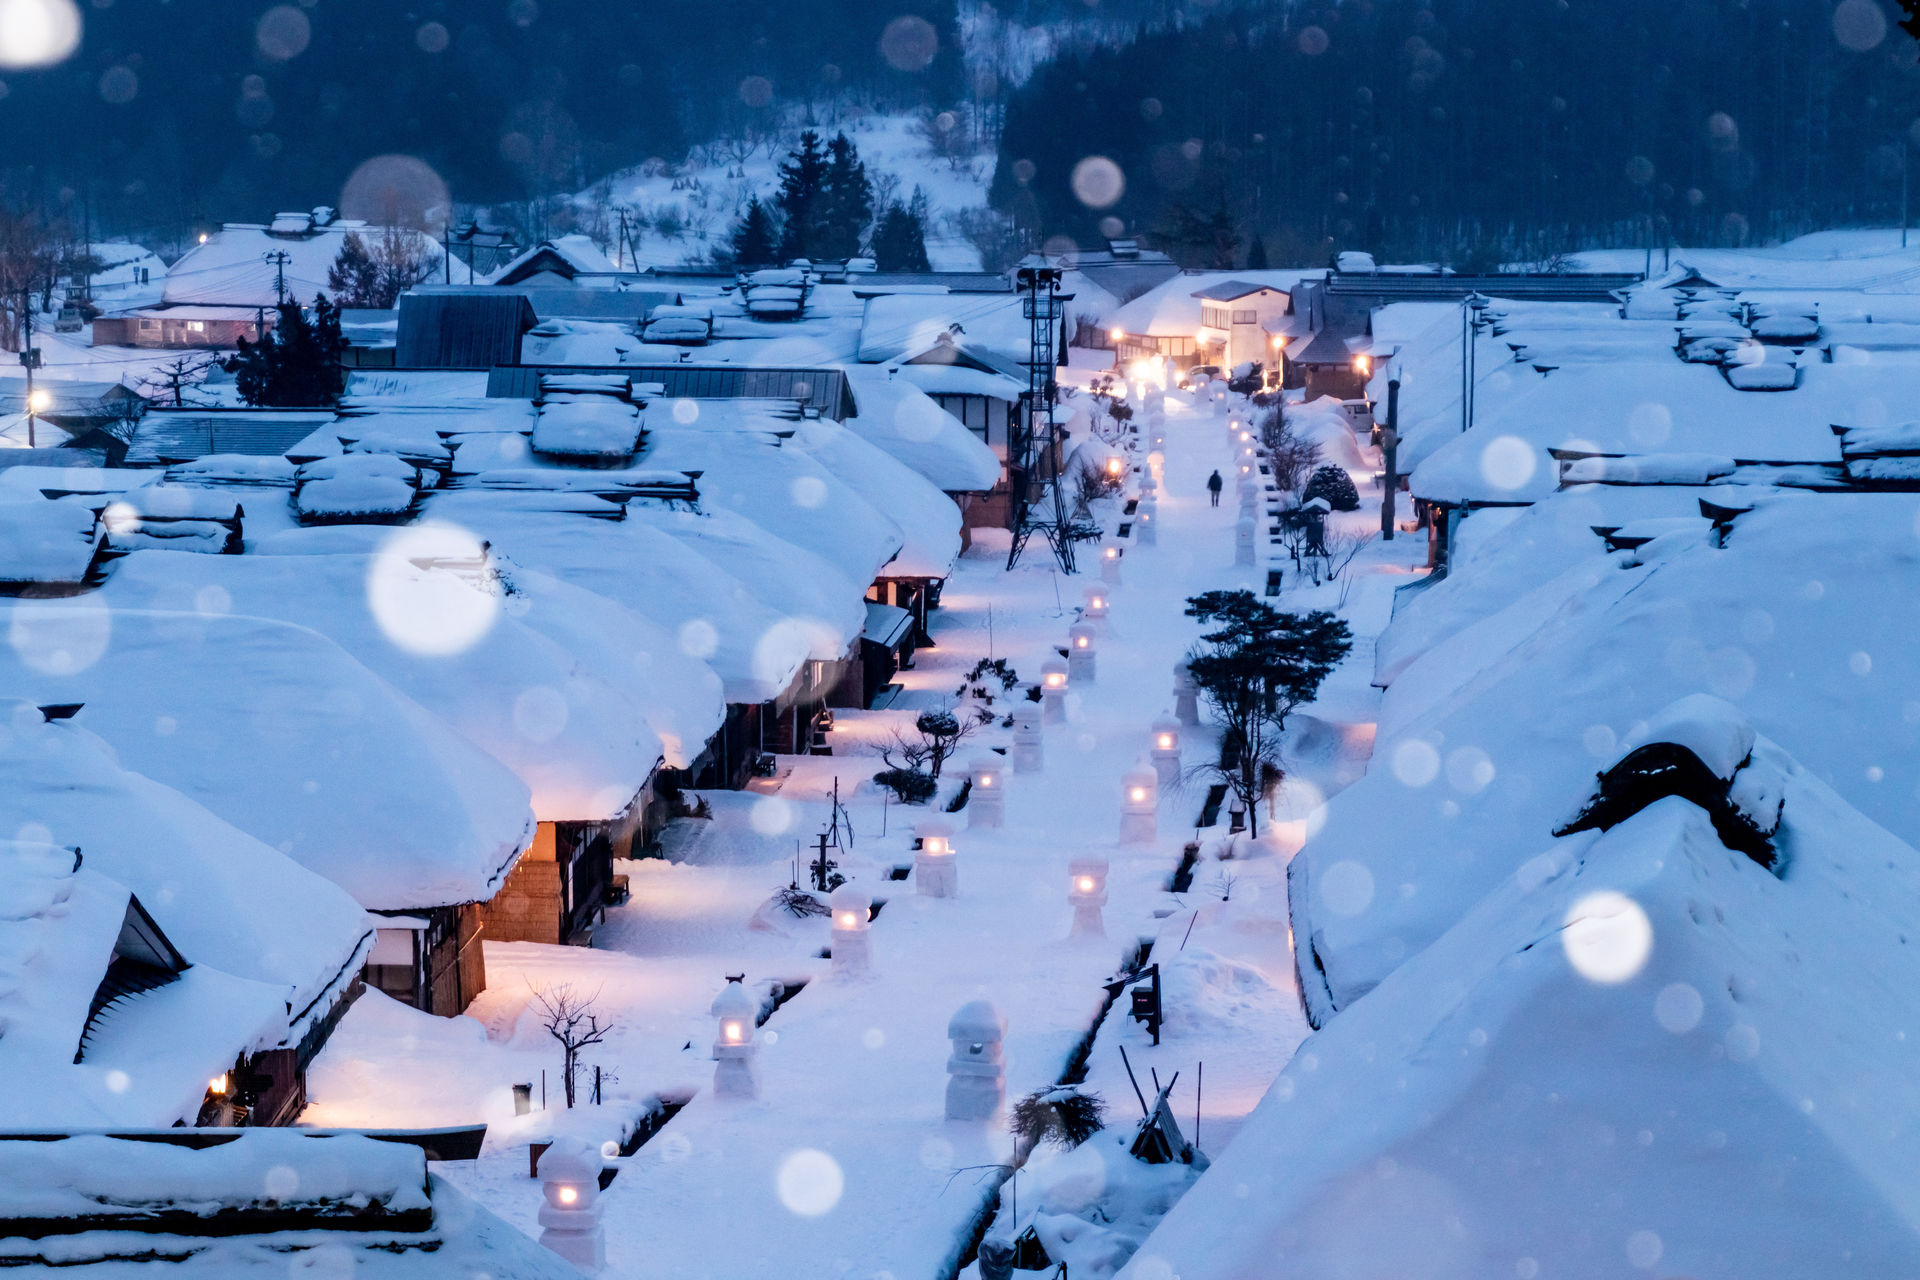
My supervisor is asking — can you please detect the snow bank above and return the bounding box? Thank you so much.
[842,364,1002,492]
[1298,491,1920,1016]
[0,607,533,910]
[1137,771,1920,1279]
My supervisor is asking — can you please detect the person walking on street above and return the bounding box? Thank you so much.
[1206,469,1223,506]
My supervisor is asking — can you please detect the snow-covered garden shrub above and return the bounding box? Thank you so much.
[1302,463,1360,511]
[872,767,937,805]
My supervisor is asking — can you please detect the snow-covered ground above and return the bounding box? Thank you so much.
[304,384,1411,1278]
[577,112,994,272]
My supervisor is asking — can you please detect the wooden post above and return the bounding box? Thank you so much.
[1380,378,1400,541]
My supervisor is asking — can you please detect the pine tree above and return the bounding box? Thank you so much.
[327,232,381,308]
[817,132,875,262]
[871,190,931,272]
[1246,235,1270,270]
[228,295,348,407]
[1303,464,1360,512]
[729,195,779,268]
[774,130,830,262]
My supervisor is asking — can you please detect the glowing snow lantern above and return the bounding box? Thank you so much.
[1104,454,1125,480]
[1151,716,1182,789]
[1121,760,1158,844]
[916,819,958,898]
[946,999,1007,1120]
[1068,856,1109,938]
[1067,622,1097,685]
[1100,541,1123,586]
[710,976,760,1097]
[536,1138,607,1269]
[1136,496,1158,547]
[968,755,1005,828]
[1041,659,1069,724]
[829,883,872,975]
[1083,584,1110,626]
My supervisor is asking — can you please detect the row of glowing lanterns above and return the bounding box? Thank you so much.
[1106,325,1374,377]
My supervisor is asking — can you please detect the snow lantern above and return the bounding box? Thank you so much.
[829,883,872,975]
[1151,716,1182,790]
[916,819,958,898]
[1104,453,1125,481]
[1067,623,1097,686]
[1013,704,1045,774]
[1136,496,1158,547]
[1082,583,1111,627]
[946,999,1008,1121]
[1121,760,1158,844]
[1173,662,1201,726]
[1140,468,1159,498]
[1041,660,1069,724]
[1235,514,1257,567]
[968,755,1005,829]
[1068,856,1109,939]
[1100,540,1124,586]
[711,976,760,1099]
[537,1138,607,1270]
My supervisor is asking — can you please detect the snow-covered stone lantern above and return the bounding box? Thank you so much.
[1173,662,1200,726]
[915,819,958,898]
[1013,704,1045,772]
[1140,469,1158,499]
[1068,856,1109,939]
[1067,623,1097,685]
[1121,760,1158,844]
[1100,541,1124,586]
[946,999,1008,1121]
[968,755,1005,828]
[1136,496,1158,547]
[1235,514,1257,566]
[1150,716,1182,789]
[1040,661,1069,724]
[1082,584,1111,628]
[710,977,760,1100]
[537,1137,607,1270]
[829,883,872,975]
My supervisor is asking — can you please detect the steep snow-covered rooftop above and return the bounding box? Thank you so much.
[841,364,1003,492]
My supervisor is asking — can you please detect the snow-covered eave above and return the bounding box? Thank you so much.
[280,927,377,1049]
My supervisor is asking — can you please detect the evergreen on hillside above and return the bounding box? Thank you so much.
[819,133,876,261]
[729,196,780,269]
[775,131,832,262]
[871,189,932,271]
[228,296,348,408]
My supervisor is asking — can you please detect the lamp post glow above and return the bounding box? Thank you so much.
[946,999,1007,1120]
[1150,716,1182,789]
[829,883,872,975]
[1040,660,1069,724]
[1068,856,1109,939]
[536,1138,606,1270]
[1174,662,1200,726]
[1067,622,1097,685]
[1121,760,1158,844]
[967,755,1005,828]
[1100,541,1123,586]
[711,977,760,1098]
[1013,704,1044,773]
[915,819,958,898]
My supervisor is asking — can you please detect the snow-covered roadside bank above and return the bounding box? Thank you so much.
[303,383,1416,1278]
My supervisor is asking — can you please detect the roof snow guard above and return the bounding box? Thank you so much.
[1554,695,1784,872]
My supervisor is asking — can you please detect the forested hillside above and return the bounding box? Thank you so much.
[991,0,1920,265]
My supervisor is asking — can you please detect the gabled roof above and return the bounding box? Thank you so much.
[394,291,536,369]
[124,410,339,466]
[1190,279,1289,303]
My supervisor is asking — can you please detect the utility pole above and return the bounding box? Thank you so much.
[263,250,291,305]
[1380,377,1400,541]
[20,288,40,448]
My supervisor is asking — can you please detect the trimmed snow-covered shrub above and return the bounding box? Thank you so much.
[1302,464,1359,512]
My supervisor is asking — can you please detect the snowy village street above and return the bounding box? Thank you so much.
[300,383,1413,1279]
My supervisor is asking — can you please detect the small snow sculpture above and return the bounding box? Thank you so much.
[1121,760,1158,844]
[537,1138,607,1269]
[1069,856,1109,939]
[1013,705,1045,773]
[829,883,872,975]
[710,977,760,1099]
[968,755,1006,828]
[946,999,1008,1120]
[1067,623,1097,686]
[915,820,958,898]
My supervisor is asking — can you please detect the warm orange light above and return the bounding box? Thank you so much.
[558,1185,580,1205]
[1104,546,1118,560]
[836,911,859,930]
[208,1073,230,1096]
[1110,327,1125,341]
[1129,787,1148,803]
[27,389,51,414]
[1156,734,1174,749]
[1046,672,1066,688]
[926,838,950,855]
[1075,875,1097,893]
[1354,354,1373,375]
[723,1020,745,1043]
[1271,335,1284,349]
[1074,635,1089,648]
[1105,457,1123,476]
[198,233,209,244]
[978,775,993,787]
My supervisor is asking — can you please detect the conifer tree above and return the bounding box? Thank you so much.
[818,132,875,262]
[871,188,932,271]
[228,295,348,407]
[729,195,779,268]
[774,130,830,262]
